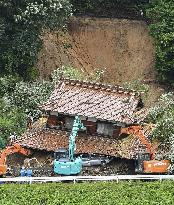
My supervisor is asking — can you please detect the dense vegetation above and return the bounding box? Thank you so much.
[0,181,174,205]
[0,0,72,80]
[0,98,27,147]
[71,0,147,19]
[147,92,174,167]
[0,76,53,148]
[145,0,174,84]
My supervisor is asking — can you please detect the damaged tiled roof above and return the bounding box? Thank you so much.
[16,128,149,159]
[40,79,142,124]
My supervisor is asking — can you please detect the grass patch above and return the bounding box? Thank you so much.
[0,181,174,204]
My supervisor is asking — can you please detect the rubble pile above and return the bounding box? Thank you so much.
[17,128,148,160]
[6,150,135,177]
[7,153,27,170]
[82,158,135,176]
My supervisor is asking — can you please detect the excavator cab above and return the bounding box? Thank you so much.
[54,148,68,161]
[135,153,150,173]
[54,148,82,175]
[54,147,82,175]
[135,152,170,173]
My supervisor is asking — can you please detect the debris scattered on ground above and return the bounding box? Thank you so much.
[16,128,149,160]
[6,151,135,177]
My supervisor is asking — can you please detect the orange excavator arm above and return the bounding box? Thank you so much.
[120,125,170,173]
[120,125,155,159]
[0,143,31,175]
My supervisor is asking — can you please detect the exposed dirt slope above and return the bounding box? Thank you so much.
[38,17,155,83]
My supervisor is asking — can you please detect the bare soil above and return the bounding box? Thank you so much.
[38,17,155,84]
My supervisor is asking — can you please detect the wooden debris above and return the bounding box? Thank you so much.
[16,128,149,160]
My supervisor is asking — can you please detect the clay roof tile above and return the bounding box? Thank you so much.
[39,79,142,124]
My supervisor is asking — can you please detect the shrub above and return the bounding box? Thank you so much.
[90,68,106,83]
[147,93,174,142]
[123,80,149,101]
[51,66,85,84]
[52,66,107,84]
[0,182,174,205]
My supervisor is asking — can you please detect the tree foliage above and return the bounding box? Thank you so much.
[147,92,174,165]
[0,75,20,97]
[0,98,27,148]
[71,0,147,19]
[145,0,174,84]
[148,93,174,142]
[149,92,174,168]
[0,0,72,80]
[8,80,53,118]
[0,75,53,147]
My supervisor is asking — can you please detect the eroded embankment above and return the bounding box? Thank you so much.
[38,17,155,83]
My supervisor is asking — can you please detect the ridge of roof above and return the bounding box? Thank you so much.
[58,78,140,98]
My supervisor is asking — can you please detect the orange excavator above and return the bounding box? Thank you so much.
[120,125,170,173]
[0,143,31,176]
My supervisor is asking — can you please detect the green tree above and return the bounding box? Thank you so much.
[0,78,53,146]
[0,0,72,80]
[8,80,53,118]
[0,98,27,147]
[148,93,174,142]
[71,0,147,17]
[145,0,174,84]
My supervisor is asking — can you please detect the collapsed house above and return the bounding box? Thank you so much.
[17,79,150,160]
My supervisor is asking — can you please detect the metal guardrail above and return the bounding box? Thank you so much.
[0,175,174,184]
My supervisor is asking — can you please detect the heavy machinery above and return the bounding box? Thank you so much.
[54,116,86,175]
[0,143,31,176]
[120,125,170,174]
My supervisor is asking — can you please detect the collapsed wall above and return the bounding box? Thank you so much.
[37,17,155,84]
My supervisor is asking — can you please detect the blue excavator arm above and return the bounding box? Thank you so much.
[54,116,86,175]
[69,116,86,161]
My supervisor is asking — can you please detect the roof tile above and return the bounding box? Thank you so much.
[16,128,150,159]
[39,79,141,124]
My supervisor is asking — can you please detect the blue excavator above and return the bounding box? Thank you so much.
[53,116,86,175]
